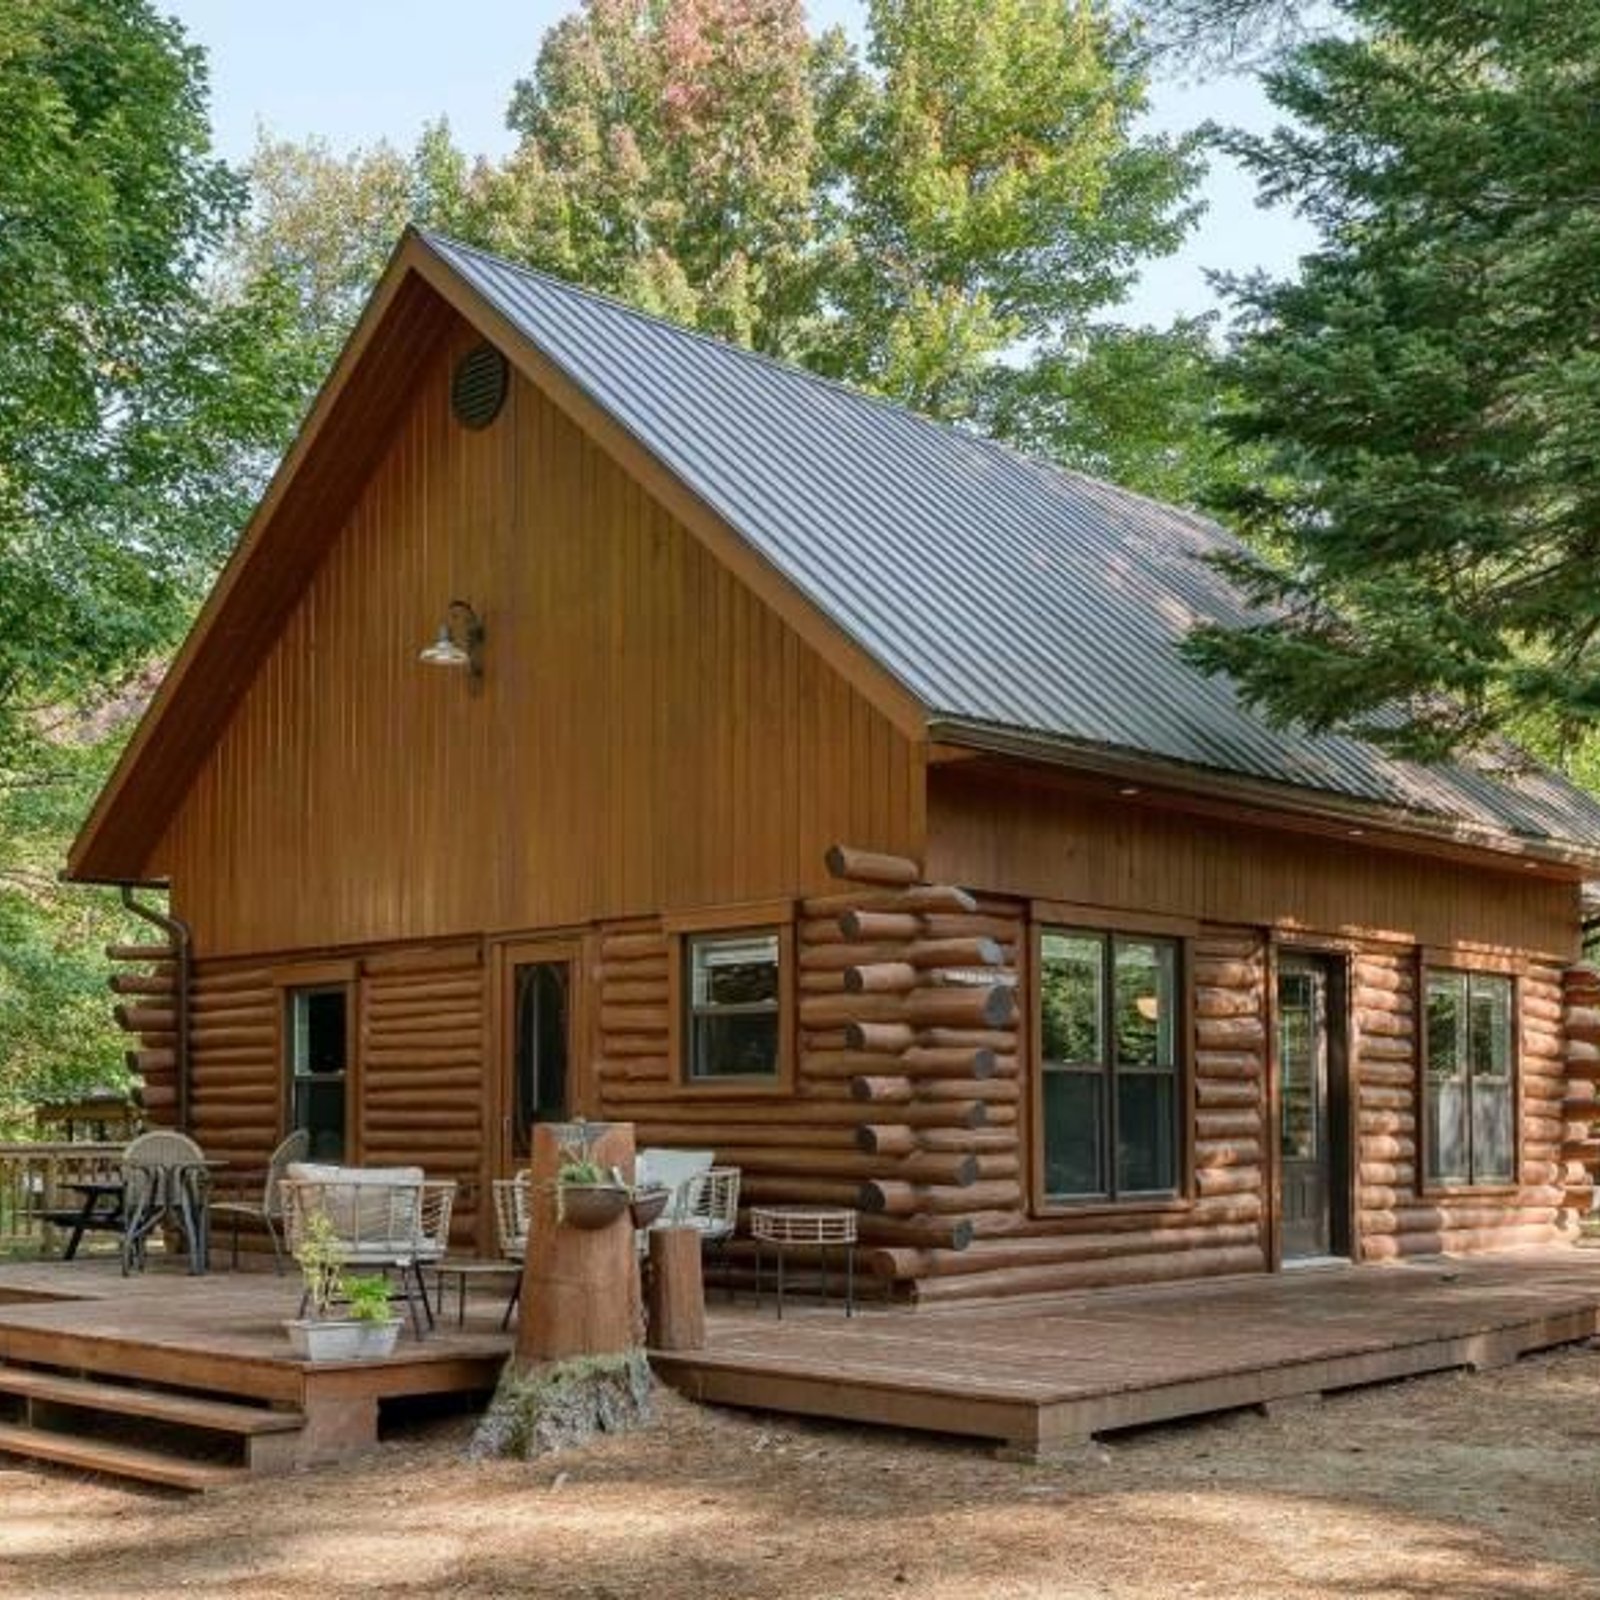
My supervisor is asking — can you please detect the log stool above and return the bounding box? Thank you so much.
[750,1206,856,1319]
[646,1226,705,1350]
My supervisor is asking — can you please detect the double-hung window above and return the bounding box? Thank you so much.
[286,984,349,1161]
[1039,929,1181,1202]
[1424,969,1515,1186]
[684,931,782,1082]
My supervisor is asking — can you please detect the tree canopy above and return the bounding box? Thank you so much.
[1184,0,1600,766]
[225,0,1225,503]
[0,0,305,1118]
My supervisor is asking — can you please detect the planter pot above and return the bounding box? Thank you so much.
[561,1182,631,1230]
[285,1317,403,1360]
[630,1186,670,1229]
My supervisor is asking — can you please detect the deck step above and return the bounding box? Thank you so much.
[0,1366,304,1436]
[0,1421,247,1492]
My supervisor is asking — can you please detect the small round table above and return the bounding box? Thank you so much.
[750,1206,856,1319]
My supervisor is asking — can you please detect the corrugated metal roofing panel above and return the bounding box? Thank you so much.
[423,230,1600,853]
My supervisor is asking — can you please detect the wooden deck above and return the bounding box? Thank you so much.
[656,1248,1600,1458]
[0,1256,510,1487]
[5,1247,1600,1485]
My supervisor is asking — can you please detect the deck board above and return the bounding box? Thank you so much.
[656,1249,1600,1451]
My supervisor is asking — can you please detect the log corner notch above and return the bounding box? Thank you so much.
[808,843,1022,1286]
[1561,964,1600,1220]
[106,887,191,1128]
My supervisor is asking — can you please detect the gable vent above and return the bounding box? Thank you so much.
[451,342,509,430]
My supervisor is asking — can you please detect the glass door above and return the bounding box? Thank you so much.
[1276,953,1351,1262]
[497,939,578,1171]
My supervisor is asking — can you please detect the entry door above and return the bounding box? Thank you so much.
[499,944,576,1170]
[1276,956,1348,1261]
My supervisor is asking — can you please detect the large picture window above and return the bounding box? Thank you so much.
[1039,929,1181,1202]
[1424,969,1515,1186]
[684,931,782,1081]
[287,985,349,1161]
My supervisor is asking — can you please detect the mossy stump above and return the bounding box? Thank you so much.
[469,1350,654,1459]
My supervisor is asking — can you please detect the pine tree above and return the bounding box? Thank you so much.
[1184,0,1600,763]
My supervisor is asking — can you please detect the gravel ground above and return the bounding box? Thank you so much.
[4,1345,1600,1599]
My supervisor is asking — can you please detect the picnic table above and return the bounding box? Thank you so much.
[43,1179,126,1261]
[45,1157,224,1274]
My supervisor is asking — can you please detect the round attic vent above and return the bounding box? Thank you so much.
[451,342,508,430]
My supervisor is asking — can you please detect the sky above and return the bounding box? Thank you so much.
[163,0,1313,328]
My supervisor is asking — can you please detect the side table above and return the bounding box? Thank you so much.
[750,1206,856,1319]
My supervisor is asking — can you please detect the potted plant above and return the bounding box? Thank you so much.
[555,1125,632,1230]
[344,1273,403,1357]
[629,1183,670,1229]
[285,1210,400,1360]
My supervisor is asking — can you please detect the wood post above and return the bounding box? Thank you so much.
[516,1121,640,1369]
[646,1227,706,1351]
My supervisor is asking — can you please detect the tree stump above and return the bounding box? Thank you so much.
[472,1121,655,1460]
[517,1121,641,1368]
[647,1226,706,1351]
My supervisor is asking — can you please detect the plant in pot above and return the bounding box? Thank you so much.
[555,1125,632,1230]
[286,1210,401,1360]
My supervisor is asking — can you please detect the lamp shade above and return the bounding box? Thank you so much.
[418,625,470,668]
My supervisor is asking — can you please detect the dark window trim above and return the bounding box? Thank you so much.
[1033,924,1190,1211]
[673,923,795,1093]
[279,978,355,1162]
[1418,961,1520,1195]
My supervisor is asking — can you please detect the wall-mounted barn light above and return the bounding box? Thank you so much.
[418,599,485,678]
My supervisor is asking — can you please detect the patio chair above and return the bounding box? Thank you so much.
[491,1173,532,1330]
[208,1128,309,1274]
[679,1166,742,1287]
[492,1173,532,1262]
[636,1148,715,1224]
[121,1129,212,1277]
[281,1164,456,1339]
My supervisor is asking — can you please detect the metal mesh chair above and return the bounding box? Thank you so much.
[120,1130,211,1276]
[209,1129,309,1273]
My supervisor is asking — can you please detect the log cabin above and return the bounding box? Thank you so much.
[65,228,1600,1303]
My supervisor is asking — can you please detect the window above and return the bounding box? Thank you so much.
[685,931,781,1081]
[1424,969,1514,1186]
[1039,929,1181,1201]
[287,986,349,1161]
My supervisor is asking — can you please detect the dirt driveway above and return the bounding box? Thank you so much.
[3,1344,1600,1599]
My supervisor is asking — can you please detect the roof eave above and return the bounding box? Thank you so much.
[928,717,1600,875]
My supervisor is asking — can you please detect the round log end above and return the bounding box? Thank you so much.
[949,1219,976,1251]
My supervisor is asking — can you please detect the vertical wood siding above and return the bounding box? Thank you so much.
[153,320,923,956]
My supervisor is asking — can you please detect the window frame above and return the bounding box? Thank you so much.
[1418,961,1521,1196]
[670,919,795,1094]
[275,962,358,1162]
[1030,920,1192,1214]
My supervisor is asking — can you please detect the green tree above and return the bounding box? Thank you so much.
[816,0,1204,425]
[227,0,1221,503]
[1184,0,1600,763]
[0,1,304,1114]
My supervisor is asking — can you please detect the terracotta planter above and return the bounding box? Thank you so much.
[561,1182,632,1230]
[629,1186,670,1228]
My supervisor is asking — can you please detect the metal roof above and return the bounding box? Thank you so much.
[425,230,1600,854]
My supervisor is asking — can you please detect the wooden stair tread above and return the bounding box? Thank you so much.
[0,1421,246,1491]
[0,1367,304,1435]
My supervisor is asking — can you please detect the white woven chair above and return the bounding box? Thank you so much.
[636,1149,715,1223]
[680,1166,742,1286]
[281,1164,455,1339]
[491,1173,532,1262]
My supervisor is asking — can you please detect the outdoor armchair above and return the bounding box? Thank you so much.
[120,1129,212,1277]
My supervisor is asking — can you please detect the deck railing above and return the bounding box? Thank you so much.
[0,1142,124,1254]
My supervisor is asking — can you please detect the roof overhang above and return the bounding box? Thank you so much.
[928,718,1600,877]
